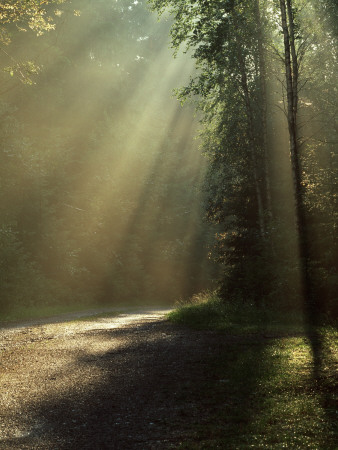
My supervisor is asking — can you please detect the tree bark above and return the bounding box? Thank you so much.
[238,49,266,238]
[254,0,272,218]
[279,0,315,319]
[286,0,299,124]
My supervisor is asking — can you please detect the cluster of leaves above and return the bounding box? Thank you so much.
[0,0,59,33]
[0,0,78,85]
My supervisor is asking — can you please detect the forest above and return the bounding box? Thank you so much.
[0,0,336,322]
[0,1,337,448]
[150,0,337,321]
[0,0,219,318]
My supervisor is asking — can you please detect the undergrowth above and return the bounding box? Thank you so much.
[169,291,307,334]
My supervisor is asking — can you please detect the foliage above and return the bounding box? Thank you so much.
[0,0,70,84]
[0,0,216,316]
[1,0,337,318]
[170,291,306,332]
[150,0,338,317]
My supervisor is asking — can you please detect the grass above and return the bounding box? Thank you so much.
[169,292,337,449]
[0,301,116,324]
[0,299,172,324]
[169,291,306,334]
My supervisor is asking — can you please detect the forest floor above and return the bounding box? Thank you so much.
[0,307,337,449]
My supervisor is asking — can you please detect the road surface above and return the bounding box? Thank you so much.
[0,307,221,449]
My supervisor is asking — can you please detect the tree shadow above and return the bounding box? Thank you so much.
[1,314,336,449]
[1,319,274,449]
[305,316,337,447]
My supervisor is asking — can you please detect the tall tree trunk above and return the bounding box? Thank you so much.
[286,0,299,124]
[238,50,266,238]
[254,0,272,218]
[279,0,316,320]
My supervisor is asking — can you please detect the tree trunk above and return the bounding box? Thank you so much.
[279,0,315,320]
[286,0,299,124]
[238,49,266,238]
[254,0,272,218]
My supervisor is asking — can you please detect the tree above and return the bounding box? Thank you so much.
[150,0,337,314]
[149,0,276,303]
[277,0,338,319]
[0,0,67,86]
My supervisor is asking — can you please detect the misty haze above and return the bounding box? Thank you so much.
[0,1,337,449]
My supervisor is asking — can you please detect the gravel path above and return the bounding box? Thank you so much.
[0,308,224,449]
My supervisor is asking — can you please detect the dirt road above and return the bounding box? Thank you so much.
[0,308,222,449]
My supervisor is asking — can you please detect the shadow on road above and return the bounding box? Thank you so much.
[1,318,273,449]
[2,314,336,449]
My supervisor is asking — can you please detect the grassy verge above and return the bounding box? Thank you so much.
[169,292,337,449]
[0,299,172,324]
[0,302,115,324]
[169,291,307,334]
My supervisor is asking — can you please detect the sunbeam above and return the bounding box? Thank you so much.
[0,0,214,311]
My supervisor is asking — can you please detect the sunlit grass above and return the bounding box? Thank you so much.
[170,292,337,449]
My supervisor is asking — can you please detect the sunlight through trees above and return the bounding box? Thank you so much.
[0,0,336,322]
[0,0,216,316]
